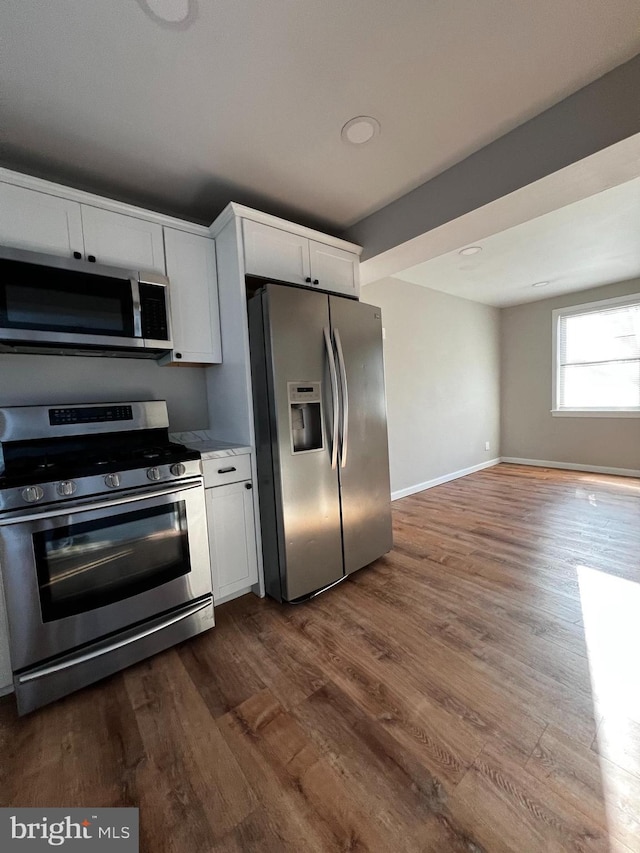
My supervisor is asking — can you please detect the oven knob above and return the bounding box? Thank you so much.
[147,467,162,481]
[57,480,77,497]
[22,486,44,503]
[170,463,186,477]
[105,473,121,489]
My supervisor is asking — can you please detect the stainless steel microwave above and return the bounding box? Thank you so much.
[0,245,172,357]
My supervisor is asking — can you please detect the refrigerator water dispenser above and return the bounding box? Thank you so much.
[288,382,324,452]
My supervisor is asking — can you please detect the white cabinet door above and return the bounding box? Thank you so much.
[81,205,165,273]
[243,219,310,285]
[206,481,259,604]
[163,229,221,364]
[309,240,360,298]
[0,182,84,258]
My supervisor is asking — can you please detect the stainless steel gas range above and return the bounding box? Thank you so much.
[0,400,214,715]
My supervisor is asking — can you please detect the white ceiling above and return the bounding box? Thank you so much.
[1,1,640,231]
[392,176,640,307]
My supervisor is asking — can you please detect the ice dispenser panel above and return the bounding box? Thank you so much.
[288,382,324,453]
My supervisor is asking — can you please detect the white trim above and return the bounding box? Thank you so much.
[209,201,363,254]
[551,409,640,418]
[500,457,640,478]
[0,167,212,237]
[553,291,640,319]
[215,586,253,606]
[391,458,501,500]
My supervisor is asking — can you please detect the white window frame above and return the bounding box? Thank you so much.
[552,293,640,418]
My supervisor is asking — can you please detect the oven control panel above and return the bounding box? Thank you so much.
[0,458,203,514]
[49,405,133,426]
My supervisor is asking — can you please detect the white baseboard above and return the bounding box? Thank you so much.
[500,457,640,478]
[391,458,501,501]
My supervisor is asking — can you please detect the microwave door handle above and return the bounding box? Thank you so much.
[130,277,142,338]
[323,326,339,470]
[0,479,203,526]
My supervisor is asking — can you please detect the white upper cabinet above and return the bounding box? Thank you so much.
[309,240,359,299]
[163,228,221,365]
[243,219,310,285]
[80,205,165,273]
[241,218,359,298]
[0,183,84,258]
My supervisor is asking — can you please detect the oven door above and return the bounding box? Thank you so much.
[0,478,211,671]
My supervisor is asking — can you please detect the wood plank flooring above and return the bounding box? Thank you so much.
[2,463,640,851]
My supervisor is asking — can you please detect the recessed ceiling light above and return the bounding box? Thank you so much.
[459,246,482,256]
[341,116,381,146]
[532,281,550,288]
[138,0,197,26]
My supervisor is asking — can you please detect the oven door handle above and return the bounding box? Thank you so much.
[0,478,203,526]
[17,598,212,684]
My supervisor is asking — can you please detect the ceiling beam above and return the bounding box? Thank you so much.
[345,53,640,263]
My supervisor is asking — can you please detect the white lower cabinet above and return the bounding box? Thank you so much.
[205,479,259,604]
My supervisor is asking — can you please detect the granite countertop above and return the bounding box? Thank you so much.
[171,430,252,460]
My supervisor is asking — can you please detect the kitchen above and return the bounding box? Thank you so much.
[0,177,387,709]
[2,2,640,851]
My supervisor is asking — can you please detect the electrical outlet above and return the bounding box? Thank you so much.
[485,441,491,451]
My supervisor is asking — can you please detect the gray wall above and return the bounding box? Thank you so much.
[363,278,500,497]
[501,279,640,471]
[0,354,209,432]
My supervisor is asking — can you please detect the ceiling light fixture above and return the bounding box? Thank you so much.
[137,0,197,27]
[341,116,381,146]
[458,246,482,256]
[532,281,550,288]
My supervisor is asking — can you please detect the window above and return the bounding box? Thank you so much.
[553,294,640,416]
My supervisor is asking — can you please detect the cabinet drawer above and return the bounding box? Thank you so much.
[202,454,252,487]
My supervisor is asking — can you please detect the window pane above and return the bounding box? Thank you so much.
[560,362,640,408]
[562,306,640,365]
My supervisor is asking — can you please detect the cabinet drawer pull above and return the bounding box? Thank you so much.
[217,466,237,474]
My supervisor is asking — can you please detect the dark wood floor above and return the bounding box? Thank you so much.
[2,463,640,852]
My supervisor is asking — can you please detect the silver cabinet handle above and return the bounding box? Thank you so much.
[18,598,212,683]
[334,328,349,468]
[323,326,340,470]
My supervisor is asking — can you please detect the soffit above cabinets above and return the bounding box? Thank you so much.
[1,1,640,231]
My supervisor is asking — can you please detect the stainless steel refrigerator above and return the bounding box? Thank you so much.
[249,282,392,602]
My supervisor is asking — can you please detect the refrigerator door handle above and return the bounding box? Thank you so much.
[334,327,349,468]
[323,326,340,470]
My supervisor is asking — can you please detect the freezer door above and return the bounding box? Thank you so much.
[260,284,344,600]
[330,297,393,573]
